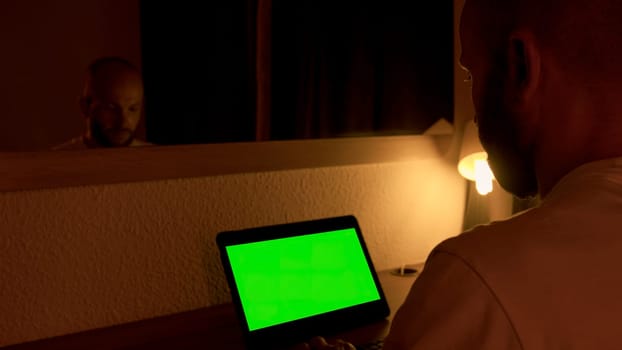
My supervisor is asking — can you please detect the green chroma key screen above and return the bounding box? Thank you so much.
[226,228,381,331]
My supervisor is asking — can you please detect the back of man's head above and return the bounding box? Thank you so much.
[465,0,622,84]
[461,0,622,198]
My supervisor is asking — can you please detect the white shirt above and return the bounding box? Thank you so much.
[385,158,622,349]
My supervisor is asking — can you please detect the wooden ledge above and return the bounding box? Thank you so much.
[0,135,453,193]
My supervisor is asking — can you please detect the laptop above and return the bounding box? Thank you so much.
[216,215,390,350]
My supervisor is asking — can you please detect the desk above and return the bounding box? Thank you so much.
[4,265,422,350]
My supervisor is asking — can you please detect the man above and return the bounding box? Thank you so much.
[54,57,150,149]
[306,0,622,348]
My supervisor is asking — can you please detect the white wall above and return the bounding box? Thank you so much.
[0,142,466,346]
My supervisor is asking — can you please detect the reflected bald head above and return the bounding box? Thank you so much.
[83,57,142,100]
[80,57,144,148]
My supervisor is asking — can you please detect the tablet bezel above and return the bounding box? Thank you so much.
[216,215,390,349]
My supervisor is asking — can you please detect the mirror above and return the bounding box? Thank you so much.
[0,0,453,151]
[0,0,142,151]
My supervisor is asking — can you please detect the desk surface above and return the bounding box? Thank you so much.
[4,266,422,350]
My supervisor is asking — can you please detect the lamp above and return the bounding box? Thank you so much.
[458,120,494,195]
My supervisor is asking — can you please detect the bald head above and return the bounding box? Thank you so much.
[462,0,622,83]
[460,0,622,198]
[80,57,144,148]
[83,57,142,101]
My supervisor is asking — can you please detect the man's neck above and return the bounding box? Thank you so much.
[533,87,622,197]
[536,135,622,198]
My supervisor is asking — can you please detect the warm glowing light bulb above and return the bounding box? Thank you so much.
[474,159,494,195]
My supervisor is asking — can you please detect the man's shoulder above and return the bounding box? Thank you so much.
[129,139,153,147]
[52,137,154,150]
[52,136,87,150]
[431,208,547,269]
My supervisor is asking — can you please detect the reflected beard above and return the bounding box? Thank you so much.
[477,77,539,199]
[90,120,135,147]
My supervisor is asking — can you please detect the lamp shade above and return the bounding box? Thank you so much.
[458,120,494,195]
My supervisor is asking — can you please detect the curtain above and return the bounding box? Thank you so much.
[142,1,453,145]
[264,1,454,140]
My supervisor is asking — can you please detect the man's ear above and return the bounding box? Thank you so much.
[505,32,541,109]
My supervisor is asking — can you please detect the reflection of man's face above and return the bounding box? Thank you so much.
[85,69,143,147]
[460,2,538,198]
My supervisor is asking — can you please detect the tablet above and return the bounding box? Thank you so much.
[216,215,389,349]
